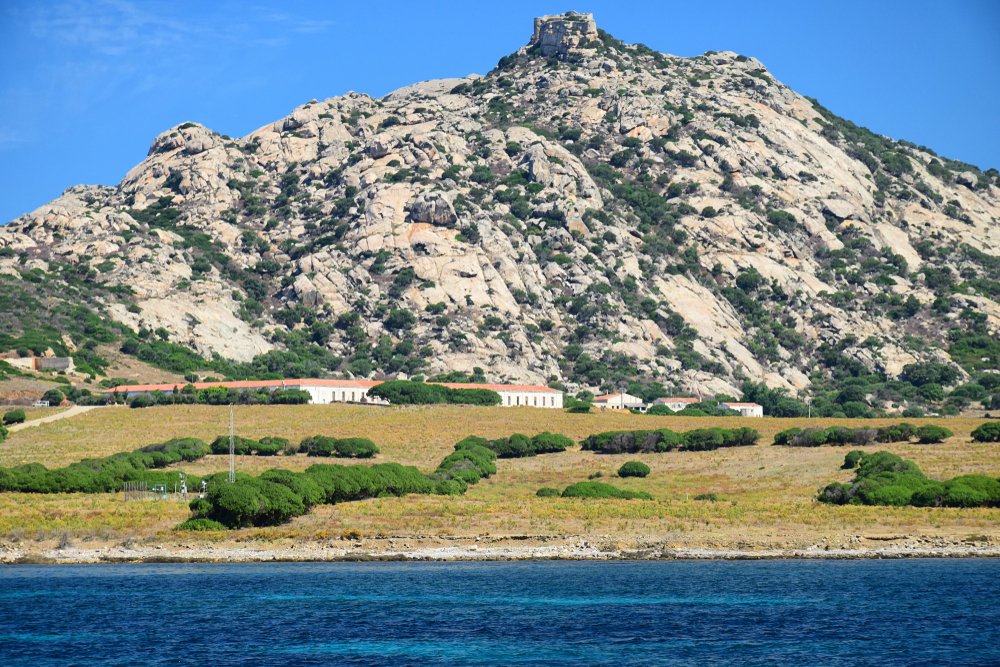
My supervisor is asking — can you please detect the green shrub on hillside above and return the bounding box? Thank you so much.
[256,437,287,456]
[914,425,953,444]
[305,463,436,504]
[176,518,228,531]
[368,380,501,406]
[842,450,866,469]
[819,451,1000,507]
[436,439,497,485]
[972,422,1000,442]
[875,423,918,443]
[773,428,801,445]
[210,435,258,455]
[0,424,7,444]
[259,469,325,506]
[581,426,758,454]
[618,461,651,478]
[774,424,919,447]
[561,481,652,500]
[2,409,25,425]
[0,437,209,493]
[191,475,307,528]
[536,487,561,497]
[477,431,573,458]
[299,435,379,458]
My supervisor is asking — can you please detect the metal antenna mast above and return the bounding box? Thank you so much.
[228,403,235,483]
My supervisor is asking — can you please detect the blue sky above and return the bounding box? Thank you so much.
[1,1,997,223]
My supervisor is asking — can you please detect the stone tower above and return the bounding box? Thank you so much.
[529,12,599,57]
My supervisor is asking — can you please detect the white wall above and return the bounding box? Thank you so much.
[297,385,388,405]
[497,391,563,408]
[595,394,643,409]
[721,403,764,417]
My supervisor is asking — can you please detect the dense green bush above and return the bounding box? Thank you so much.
[819,451,1000,507]
[0,437,209,493]
[536,487,561,497]
[774,424,920,447]
[368,380,501,406]
[305,463,436,504]
[561,481,652,500]
[773,428,801,445]
[2,409,25,425]
[913,475,1000,508]
[176,518,228,531]
[259,469,325,506]
[210,435,256,455]
[436,438,497,484]
[209,435,288,456]
[191,475,307,528]
[256,437,287,456]
[127,387,311,409]
[299,435,379,458]
[0,424,7,444]
[972,422,1000,442]
[477,432,573,458]
[842,450,866,469]
[914,425,953,444]
[581,426,758,454]
[618,461,651,478]
[41,389,64,406]
[875,423,918,443]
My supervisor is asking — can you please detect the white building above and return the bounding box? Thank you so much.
[429,383,563,408]
[592,392,645,410]
[651,397,700,411]
[719,401,764,417]
[103,379,563,408]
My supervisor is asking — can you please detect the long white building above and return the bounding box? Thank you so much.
[103,379,564,408]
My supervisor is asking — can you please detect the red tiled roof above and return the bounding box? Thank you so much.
[429,382,560,393]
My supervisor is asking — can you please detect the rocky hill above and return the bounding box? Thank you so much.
[1,12,997,415]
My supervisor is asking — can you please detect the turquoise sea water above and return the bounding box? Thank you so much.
[0,559,998,665]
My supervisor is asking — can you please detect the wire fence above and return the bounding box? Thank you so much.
[123,479,195,502]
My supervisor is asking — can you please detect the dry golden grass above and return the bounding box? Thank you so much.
[0,405,68,422]
[0,404,997,549]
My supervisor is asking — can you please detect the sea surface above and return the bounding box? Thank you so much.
[0,559,998,666]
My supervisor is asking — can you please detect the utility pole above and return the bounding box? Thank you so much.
[228,403,235,483]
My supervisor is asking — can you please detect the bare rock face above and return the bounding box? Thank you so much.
[1,12,997,397]
[530,12,598,57]
[407,194,457,226]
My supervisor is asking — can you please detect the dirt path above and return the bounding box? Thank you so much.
[8,405,98,432]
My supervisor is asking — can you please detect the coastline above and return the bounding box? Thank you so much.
[4,537,999,564]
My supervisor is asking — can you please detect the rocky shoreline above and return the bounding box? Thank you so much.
[3,540,999,564]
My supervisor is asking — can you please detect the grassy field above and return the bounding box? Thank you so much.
[0,405,68,423]
[0,404,997,552]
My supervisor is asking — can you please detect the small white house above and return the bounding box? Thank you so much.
[651,397,700,412]
[720,401,764,417]
[592,392,645,410]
